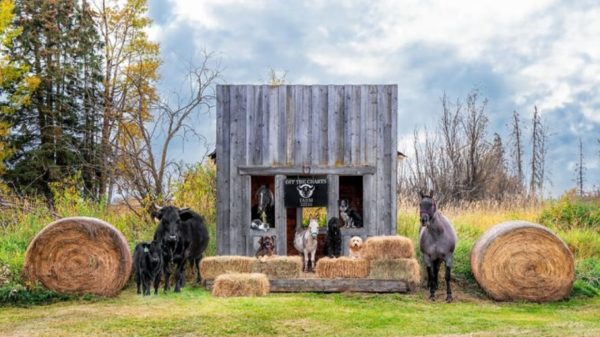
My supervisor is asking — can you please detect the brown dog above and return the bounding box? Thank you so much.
[348,236,364,259]
[256,235,276,259]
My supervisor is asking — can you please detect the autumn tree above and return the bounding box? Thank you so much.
[94,0,160,201]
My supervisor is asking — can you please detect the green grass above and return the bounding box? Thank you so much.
[0,287,599,337]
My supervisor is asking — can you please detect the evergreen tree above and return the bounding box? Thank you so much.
[4,0,102,198]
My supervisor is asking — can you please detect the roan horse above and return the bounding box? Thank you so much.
[419,192,457,302]
[294,218,319,272]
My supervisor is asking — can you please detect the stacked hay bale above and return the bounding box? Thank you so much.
[364,236,420,289]
[315,257,370,278]
[201,255,303,281]
[251,256,302,279]
[212,273,270,297]
[22,217,131,297]
[200,256,255,280]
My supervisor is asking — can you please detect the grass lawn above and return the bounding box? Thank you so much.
[1,287,599,337]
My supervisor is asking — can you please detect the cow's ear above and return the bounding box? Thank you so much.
[178,208,195,222]
[151,211,162,223]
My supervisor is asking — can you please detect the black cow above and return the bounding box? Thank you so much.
[133,240,163,296]
[153,206,210,293]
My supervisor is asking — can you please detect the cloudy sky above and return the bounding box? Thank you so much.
[147,0,600,197]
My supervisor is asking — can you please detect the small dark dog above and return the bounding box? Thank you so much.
[339,199,363,228]
[255,235,276,259]
[133,240,163,296]
[325,217,342,258]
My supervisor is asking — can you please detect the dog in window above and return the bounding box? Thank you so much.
[256,235,276,260]
[339,199,363,228]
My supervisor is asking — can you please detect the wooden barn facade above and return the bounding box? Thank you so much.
[216,85,398,256]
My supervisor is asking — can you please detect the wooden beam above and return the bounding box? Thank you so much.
[238,166,376,176]
[205,278,410,293]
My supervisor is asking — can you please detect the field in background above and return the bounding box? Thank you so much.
[0,162,599,305]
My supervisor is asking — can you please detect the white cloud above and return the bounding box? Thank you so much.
[150,0,600,195]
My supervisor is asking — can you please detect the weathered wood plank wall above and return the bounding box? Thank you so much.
[217,85,397,255]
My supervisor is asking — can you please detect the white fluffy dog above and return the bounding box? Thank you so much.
[348,236,364,259]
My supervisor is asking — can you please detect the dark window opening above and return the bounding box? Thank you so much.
[250,176,275,229]
[338,176,364,228]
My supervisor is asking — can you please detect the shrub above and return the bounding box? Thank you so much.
[539,193,600,232]
[572,258,600,297]
[172,162,217,256]
[0,282,71,307]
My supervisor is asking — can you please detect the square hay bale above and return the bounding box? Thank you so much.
[315,257,369,279]
[251,256,302,279]
[212,273,270,297]
[363,236,414,260]
[200,256,255,280]
[368,258,421,287]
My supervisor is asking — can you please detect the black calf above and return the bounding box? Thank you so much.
[133,241,163,296]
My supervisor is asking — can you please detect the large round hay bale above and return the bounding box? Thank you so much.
[471,221,575,302]
[315,257,369,278]
[363,236,414,260]
[212,273,270,297]
[200,256,255,280]
[22,217,131,297]
[251,256,302,279]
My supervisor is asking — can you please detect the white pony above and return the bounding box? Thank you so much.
[294,218,319,272]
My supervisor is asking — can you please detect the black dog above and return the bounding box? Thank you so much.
[339,199,363,228]
[325,217,342,258]
[133,240,163,296]
[255,235,276,258]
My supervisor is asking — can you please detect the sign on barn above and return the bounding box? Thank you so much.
[284,176,328,207]
[216,85,398,257]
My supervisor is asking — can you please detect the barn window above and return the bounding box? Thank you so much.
[250,176,275,229]
[338,176,364,228]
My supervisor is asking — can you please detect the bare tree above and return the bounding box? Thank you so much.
[401,90,522,205]
[574,137,585,196]
[509,110,524,188]
[113,53,221,214]
[462,90,489,200]
[529,106,549,199]
[438,93,463,200]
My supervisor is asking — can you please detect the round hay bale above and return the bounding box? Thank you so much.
[471,221,575,302]
[200,256,255,280]
[22,217,131,297]
[368,258,421,287]
[212,273,270,297]
[315,257,369,279]
[363,236,414,260]
[251,256,302,279]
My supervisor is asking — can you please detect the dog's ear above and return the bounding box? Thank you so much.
[271,235,276,243]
